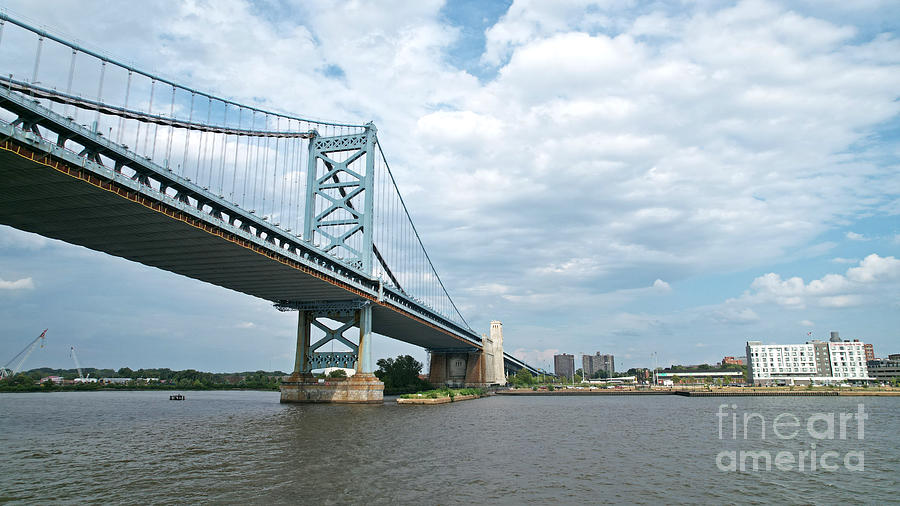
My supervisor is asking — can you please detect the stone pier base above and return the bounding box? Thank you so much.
[280,373,384,404]
[428,320,507,388]
[428,351,489,388]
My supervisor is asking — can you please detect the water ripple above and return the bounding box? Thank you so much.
[1,391,898,503]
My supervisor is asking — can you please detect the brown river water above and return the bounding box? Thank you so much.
[1,390,898,504]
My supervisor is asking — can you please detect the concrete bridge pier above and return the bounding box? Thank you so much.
[428,320,506,388]
[280,300,384,403]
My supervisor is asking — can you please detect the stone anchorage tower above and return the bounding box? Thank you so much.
[483,320,505,385]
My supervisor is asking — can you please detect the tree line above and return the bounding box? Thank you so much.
[0,367,287,392]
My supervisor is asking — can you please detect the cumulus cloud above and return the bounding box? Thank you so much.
[743,254,900,308]
[1,0,898,368]
[0,277,35,290]
[652,279,671,292]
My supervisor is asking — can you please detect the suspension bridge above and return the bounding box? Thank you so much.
[0,14,538,401]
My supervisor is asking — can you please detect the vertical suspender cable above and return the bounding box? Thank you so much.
[261,114,270,217]
[181,92,195,178]
[287,122,296,229]
[66,49,77,123]
[219,104,228,196]
[231,108,242,200]
[274,117,282,222]
[204,113,215,192]
[143,79,155,154]
[117,70,131,145]
[196,96,210,183]
[285,120,295,230]
[301,130,307,233]
[94,60,106,132]
[252,124,262,211]
[165,85,175,168]
[31,35,43,86]
[294,132,302,232]
[243,111,254,206]
[151,83,161,161]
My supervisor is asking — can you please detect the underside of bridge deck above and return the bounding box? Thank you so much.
[0,141,477,351]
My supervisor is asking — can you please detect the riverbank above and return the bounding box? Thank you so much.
[0,384,279,393]
[498,387,900,397]
[498,389,670,396]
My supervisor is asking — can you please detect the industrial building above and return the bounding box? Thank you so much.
[867,356,900,382]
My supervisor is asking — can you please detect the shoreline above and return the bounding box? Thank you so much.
[0,387,279,394]
[498,388,900,397]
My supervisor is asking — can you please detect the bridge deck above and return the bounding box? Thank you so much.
[0,142,476,351]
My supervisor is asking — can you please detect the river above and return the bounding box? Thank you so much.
[1,391,897,504]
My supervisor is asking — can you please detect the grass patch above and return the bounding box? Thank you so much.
[400,387,486,399]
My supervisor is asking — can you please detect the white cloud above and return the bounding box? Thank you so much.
[236,322,256,329]
[743,254,900,308]
[847,253,900,282]
[0,277,35,290]
[1,1,898,370]
[846,231,867,241]
[798,320,814,327]
[652,279,672,292]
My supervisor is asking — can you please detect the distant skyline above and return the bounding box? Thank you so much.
[1,0,898,373]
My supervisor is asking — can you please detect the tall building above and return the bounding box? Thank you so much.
[583,353,614,378]
[863,343,875,362]
[828,341,869,380]
[554,354,575,379]
[746,334,870,385]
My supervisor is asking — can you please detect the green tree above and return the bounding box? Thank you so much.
[511,368,534,387]
[375,355,427,392]
[592,369,609,379]
[328,369,347,378]
[5,373,34,387]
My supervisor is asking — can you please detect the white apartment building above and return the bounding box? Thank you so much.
[746,338,870,385]
[827,341,869,380]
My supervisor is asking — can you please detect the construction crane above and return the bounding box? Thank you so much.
[0,329,47,379]
[70,346,85,381]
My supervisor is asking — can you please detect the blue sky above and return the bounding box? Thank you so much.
[0,0,898,374]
